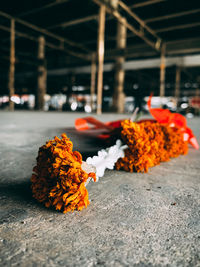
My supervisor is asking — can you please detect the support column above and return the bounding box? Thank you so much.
[96,5,106,115]
[175,66,181,99]
[90,53,96,111]
[8,19,15,111]
[159,43,166,98]
[36,36,46,110]
[113,19,127,113]
[196,76,200,97]
[67,73,75,100]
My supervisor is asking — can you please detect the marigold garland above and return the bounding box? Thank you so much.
[115,120,188,173]
[31,133,96,213]
[31,120,190,213]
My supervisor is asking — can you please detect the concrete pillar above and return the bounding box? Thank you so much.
[36,36,46,110]
[160,43,166,98]
[113,19,127,113]
[90,53,96,111]
[67,73,75,98]
[96,5,106,115]
[175,66,181,99]
[196,76,200,97]
[8,19,15,111]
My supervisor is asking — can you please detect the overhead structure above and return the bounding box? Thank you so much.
[48,15,98,30]
[46,54,200,76]
[93,0,162,51]
[113,18,127,113]
[0,0,200,106]
[145,8,200,23]
[93,0,165,112]
[8,19,15,111]
[36,36,46,110]
[175,66,181,100]
[0,10,90,61]
[130,0,167,9]
[96,4,106,115]
[159,44,166,98]
[16,0,71,18]
[90,53,97,111]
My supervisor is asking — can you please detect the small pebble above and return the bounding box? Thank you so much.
[171,202,176,206]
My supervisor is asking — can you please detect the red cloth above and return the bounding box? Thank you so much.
[74,96,199,149]
[147,95,199,149]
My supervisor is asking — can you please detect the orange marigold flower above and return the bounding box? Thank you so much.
[31,133,96,213]
[115,120,188,173]
[160,125,188,158]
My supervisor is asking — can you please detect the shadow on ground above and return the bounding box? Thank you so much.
[0,179,32,203]
[0,180,35,224]
[0,179,58,224]
[0,127,116,225]
[44,127,110,159]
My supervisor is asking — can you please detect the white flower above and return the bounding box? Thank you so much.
[86,140,127,178]
[81,161,97,186]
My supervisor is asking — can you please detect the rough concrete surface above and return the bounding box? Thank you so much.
[0,111,200,267]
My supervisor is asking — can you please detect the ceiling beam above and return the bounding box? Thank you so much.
[1,21,199,62]
[130,0,166,9]
[47,0,168,30]
[118,1,160,41]
[0,10,91,55]
[104,39,200,60]
[48,0,168,31]
[0,53,38,66]
[93,0,161,51]
[82,34,200,47]
[0,24,89,61]
[48,14,98,29]
[46,54,200,76]
[166,37,200,45]
[82,31,127,45]
[0,24,38,42]
[16,0,71,18]
[146,8,200,23]
[168,48,200,56]
[155,22,200,33]
[3,40,199,67]
[0,43,36,59]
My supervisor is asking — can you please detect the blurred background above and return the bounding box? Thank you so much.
[0,0,200,116]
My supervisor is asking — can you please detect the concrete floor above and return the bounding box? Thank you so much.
[0,111,200,267]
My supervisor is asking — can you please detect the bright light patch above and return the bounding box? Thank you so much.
[71,102,77,111]
[84,104,91,113]
[181,103,188,109]
[11,96,20,104]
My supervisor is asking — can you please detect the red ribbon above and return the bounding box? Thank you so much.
[147,94,199,149]
[75,117,122,140]
[75,96,199,149]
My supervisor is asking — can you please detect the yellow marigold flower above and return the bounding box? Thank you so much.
[31,133,96,213]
